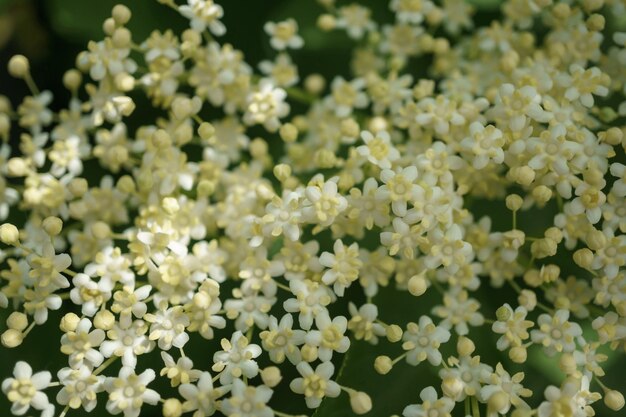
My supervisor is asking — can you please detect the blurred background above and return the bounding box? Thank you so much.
[0,0,624,416]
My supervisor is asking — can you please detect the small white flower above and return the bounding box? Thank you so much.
[56,365,104,412]
[305,312,351,361]
[2,361,52,417]
[319,239,363,296]
[221,379,274,417]
[357,130,400,169]
[260,314,306,364]
[402,386,454,417]
[531,309,582,354]
[104,367,160,417]
[179,0,226,36]
[290,361,340,409]
[402,315,451,366]
[60,318,106,369]
[264,19,304,51]
[212,331,262,384]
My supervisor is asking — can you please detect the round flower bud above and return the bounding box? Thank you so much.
[509,346,527,364]
[8,55,30,78]
[116,175,136,194]
[496,305,512,321]
[94,310,115,330]
[515,166,535,186]
[368,116,388,133]
[68,178,88,197]
[604,390,625,411]
[103,17,117,35]
[518,290,537,311]
[441,376,463,399]
[586,14,605,31]
[7,157,29,177]
[63,69,83,91]
[273,164,292,182]
[114,73,135,91]
[386,324,403,343]
[408,274,428,297]
[304,74,325,95]
[317,14,336,31]
[340,118,360,139]
[91,221,111,240]
[559,353,577,374]
[112,4,132,25]
[544,227,562,243]
[349,391,373,415]
[301,345,318,362]
[250,138,268,158]
[162,398,183,417]
[586,229,606,251]
[505,194,524,211]
[7,312,28,331]
[488,391,509,414]
[198,122,215,141]
[279,123,299,142]
[374,355,393,375]
[60,313,80,332]
[457,336,475,357]
[197,180,215,197]
[260,366,282,388]
[42,216,63,236]
[532,185,552,205]
[1,329,24,348]
[0,223,20,245]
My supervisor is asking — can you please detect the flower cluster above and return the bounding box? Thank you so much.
[0,0,625,416]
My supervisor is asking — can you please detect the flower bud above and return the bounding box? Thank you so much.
[60,313,80,332]
[374,355,393,374]
[586,229,606,251]
[8,55,30,78]
[496,305,512,321]
[301,344,318,362]
[1,329,23,348]
[505,194,524,211]
[441,376,463,400]
[488,391,509,414]
[518,290,537,311]
[198,122,215,141]
[509,346,527,363]
[42,216,63,236]
[273,164,292,182]
[112,4,132,25]
[7,312,28,331]
[559,353,577,374]
[162,197,180,215]
[7,157,29,176]
[94,310,115,330]
[68,178,88,197]
[386,324,403,343]
[573,248,593,269]
[317,14,336,31]
[0,223,20,245]
[63,69,82,91]
[349,391,373,415]
[162,398,183,417]
[604,389,625,411]
[532,185,552,205]
[260,366,282,388]
[457,336,475,357]
[279,123,298,142]
[408,274,428,297]
[304,74,325,95]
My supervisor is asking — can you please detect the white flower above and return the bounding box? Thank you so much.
[243,79,290,132]
[460,122,505,169]
[56,365,104,412]
[179,371,222,417]
[325,77,369,117]
[290,362,340,409]
[144,305,190,350]
[212,331,262,384]
[432,287,484,335]
[336,4,376,39]
[104,367,160,417]
[319,239,363,296]
[347,303,386,344]
[402,315,451,366]
[2,361,52,416]
[179,0,226,36]
[480,363,532,415]
[260,314,306,364]
[376,166,420,217]
[99,319,153,368]
[110,285,152,328]
[491,304,533,350]
[160,352,202,387]
[305,312,350,361]
[302,178,348,227]
[283,279,334,330]
[69,273,112,317]
[264,19,304,50]
[221,379,274,417]
[402,386,454,417]
[357,130,400,169]
[60,318,106,369]
[531,309,583,354]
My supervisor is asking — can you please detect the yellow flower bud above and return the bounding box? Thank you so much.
[60,313,81,332]
[604,390,625,411]
[260,366,282,388]
[374,355,393,375]
[162,398,183,417]
[6,312,28,331]
[386,325,403,343]
[349,391,373,415]
[8,55,30,78]
[0,223,20,245]
[42,216,63,236]
[408,274,428,297]
[1,329,23,348]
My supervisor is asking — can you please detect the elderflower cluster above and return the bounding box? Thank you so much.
[0,0,625,416]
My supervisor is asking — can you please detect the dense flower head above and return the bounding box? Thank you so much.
[0,0,625,416]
